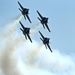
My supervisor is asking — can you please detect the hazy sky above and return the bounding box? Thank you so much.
[0,0,75,55]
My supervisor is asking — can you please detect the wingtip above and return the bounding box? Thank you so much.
[37,17,39,19]
[36,10,38,12]
[49,49,52,52]
[49,30,51,32]
[30,21,32,23]
[29,20,32,23]
[19,21,21,23]
[20,28,23,31]
[48,29,51,32]
[18,1,19,3]
[51,50,53,53]
[20,28,21,30]
[39,31,40,33]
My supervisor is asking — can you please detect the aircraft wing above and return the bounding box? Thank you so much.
[37,10,43,19]
[18,1,24,10]
[25,35,27,39]
[26,14,32,23]
[39,31,44,39]
[45,23,51,32]
[27,34,32,43]
[47,44,52,52]
[45,44,47,49]
[19,21,25,30]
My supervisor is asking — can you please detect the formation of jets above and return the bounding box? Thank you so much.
[18,1,53,52]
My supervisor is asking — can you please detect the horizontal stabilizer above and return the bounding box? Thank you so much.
[19,8,22,12]
[40,38,43,42]
[39,31,45,39]
[37,17,41,22]
[20,28,23,32]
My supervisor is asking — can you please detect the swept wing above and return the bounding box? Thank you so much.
[27,34,32,43]
[37,10,43,19]
[47,43,52,52]
[18,1,24,10]
[26,14,32,23]
[45,23,51,32]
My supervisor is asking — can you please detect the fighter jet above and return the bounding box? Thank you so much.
[19,21,32,43]
[37,10,51,32]
[39,31,52,52]
[18,1,32,23]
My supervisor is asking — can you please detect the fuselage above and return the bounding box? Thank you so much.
[23,28,30,35]
[41,17,48,24]
[43,38,49,44]
[22,8,29,15]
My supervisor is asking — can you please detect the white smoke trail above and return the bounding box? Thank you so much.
[13,40,75,75]
[30,23,41,35]
[0,15,75,75]
[0,14,23,75]
[0,14,42,75]
[0,14,22,39]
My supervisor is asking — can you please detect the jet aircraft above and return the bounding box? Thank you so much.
[19,21,32,43]
[37,10,51,32]
[18,1,32,23]
[39,31,52,52]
